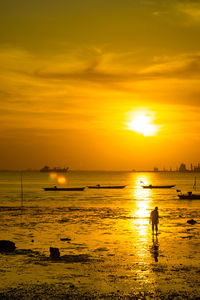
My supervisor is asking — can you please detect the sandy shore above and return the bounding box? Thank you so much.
[1,281,200,299]
[1,246,200,299]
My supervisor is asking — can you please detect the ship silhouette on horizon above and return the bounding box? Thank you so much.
[40,166,69,173]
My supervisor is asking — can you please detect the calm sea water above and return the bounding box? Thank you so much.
[0,170,199,206]
[1,171,200,294]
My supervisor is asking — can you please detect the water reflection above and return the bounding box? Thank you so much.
[135,201,149,221]
[132,202,149,238]
[150,235,159,262]
[135,174,150,188]
[134,186,151,201]
[131,175,152,236]
[133,173,152,201]
[129,173,159,267]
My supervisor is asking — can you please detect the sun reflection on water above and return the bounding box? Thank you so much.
[135,201,150,220]
[132,200,150,237]
[129,175,153,281]
[131,174,153,236]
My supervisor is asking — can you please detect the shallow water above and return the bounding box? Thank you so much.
[1,171,200,296]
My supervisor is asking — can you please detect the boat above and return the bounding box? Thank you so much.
[177,191,200,200]
[142,185,176,189]
[40,166,69,173]
[87,184,126,189]
[177,177,200,199]
[43,186,85,191]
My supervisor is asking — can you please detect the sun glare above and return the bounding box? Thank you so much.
[49,172,67,185]
[126,111,159,136]
[57,175,67,185]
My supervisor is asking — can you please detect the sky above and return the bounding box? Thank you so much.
[1,0,200,170]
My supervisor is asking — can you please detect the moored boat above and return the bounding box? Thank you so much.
[178,191,200,200]
[87,185,126,189]
[142,185,175,189]
[43,186,85,191]
[177,177,200,199]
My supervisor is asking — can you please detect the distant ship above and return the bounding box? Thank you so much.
[40,166,69,173]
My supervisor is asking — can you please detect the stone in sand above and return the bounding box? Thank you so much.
[187,219,197,225]
[60,238,71,242]
[50,247,60,258]
[0,240,16,252]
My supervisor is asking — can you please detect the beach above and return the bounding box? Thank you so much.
[1,171,200,299]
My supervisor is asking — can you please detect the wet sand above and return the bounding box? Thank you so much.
[1,206,200,299]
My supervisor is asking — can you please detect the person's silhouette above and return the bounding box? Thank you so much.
[150,207,159,235]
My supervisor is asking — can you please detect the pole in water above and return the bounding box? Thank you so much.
[193,176,197,191]
[21,172,24,208]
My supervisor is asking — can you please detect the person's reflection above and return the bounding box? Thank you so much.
[150,235,159,262]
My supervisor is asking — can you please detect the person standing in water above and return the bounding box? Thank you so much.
[150,207,159,234]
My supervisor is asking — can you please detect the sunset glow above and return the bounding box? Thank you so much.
[1,0,200,172]
[1,1,200,298]
[126,111,159,136]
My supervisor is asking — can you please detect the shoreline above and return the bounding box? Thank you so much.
[1,277,200,299]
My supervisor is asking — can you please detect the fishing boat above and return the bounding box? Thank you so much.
[87,184,126,189]
[177,177,200,199]
[43,186,85,191]
[177,191,200,200]
[142,185,175,189]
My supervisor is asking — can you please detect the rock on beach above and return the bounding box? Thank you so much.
[0,240,16,252]
[187,219,197,225]
[50,247,60,259]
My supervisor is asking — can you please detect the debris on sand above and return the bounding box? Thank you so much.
[50,247,60,259]
[93,247,109,252]
[0,240,16,252]
[187,219,197,225]
[60,238,71,242]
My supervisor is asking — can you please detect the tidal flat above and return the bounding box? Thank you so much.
[1,171,200,298]
[1,205,200,299]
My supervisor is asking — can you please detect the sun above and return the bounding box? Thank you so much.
[126,111,159,136]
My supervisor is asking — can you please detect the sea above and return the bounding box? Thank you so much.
[1,171,200,296]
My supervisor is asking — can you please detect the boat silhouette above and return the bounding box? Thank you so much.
[87,184,126,189]
[177,177,200,199]
[40,166,69,173]
[142,184,175,189]
[43,186,85,191]
[177,191,200,200]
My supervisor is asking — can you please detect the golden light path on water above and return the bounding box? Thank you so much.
[128,174,158,283]
[132,174,151,236]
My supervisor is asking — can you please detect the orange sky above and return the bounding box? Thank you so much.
[1,0,200,170]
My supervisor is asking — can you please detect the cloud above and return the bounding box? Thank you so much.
[139,53,200,80]
[33,52,200,85]
[2,45,200,89]
[1,45,200,126]
[177,1,200,23]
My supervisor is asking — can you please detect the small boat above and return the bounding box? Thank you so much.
[142,185,175,189]
[178,191,200,200]
[43,186,85,191]
[87,184,126,189]
[177,177,200,199]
